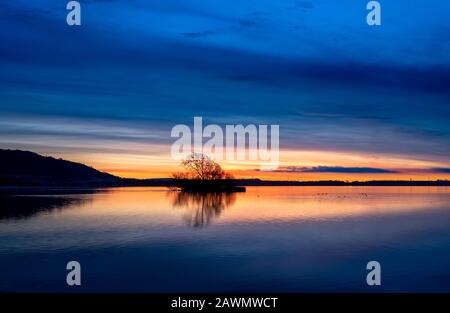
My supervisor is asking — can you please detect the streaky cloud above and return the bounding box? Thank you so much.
[263,166,398,174]
[432,168,450,174]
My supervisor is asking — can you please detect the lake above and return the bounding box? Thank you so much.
[1,186,450,292]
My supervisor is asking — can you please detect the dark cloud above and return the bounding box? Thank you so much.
[225,60,450,95]
[236,12,268,29]
[295,1,313,10]
[1,2,449,96]
[181,30,216,38]
[238,19,260,28]
[432,168,450,174]
[264,166,398,174]
[81,0,120,2]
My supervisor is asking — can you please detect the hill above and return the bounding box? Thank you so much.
[0,149,121,186]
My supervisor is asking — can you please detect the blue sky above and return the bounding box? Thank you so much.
[0,0,449,178]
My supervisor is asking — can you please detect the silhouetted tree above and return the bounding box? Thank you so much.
[172,153,240,192]
[174,153,233,181]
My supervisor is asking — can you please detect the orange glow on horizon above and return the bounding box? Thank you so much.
[50,148,450,181]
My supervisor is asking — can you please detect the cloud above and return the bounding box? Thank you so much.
[82,0,119,3]
[2,1,450,96]
[225,60,450,95]
[181,30,216,38]
[1,0,450,169]
[261,167,450,175]
[294,1,313,10]
[432,168,450,173]
[263,166,399,174]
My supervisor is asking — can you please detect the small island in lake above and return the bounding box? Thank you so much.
[172,153,246,193]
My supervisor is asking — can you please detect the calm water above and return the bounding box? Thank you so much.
[1,186,450,292]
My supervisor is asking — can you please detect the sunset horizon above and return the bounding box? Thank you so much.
[4,147,450,182]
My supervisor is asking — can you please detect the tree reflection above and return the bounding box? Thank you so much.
[170,192,236,228]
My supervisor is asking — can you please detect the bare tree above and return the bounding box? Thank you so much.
[178,153,230,180]
[171,153,240,191]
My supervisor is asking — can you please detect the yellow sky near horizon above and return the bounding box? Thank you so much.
[52,148,450,181]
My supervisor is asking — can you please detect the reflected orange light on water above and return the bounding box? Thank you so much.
[55,186,450,227]
[222,186,450,222]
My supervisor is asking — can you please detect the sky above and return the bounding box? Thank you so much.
[0,0,450,180]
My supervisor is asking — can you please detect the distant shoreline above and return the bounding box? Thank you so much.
[2,149,450,189]
[2,178,450,190]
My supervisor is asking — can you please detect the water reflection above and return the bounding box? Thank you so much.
[170,192,236,228]
[0,194,93,221]
[1,187,450,292]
